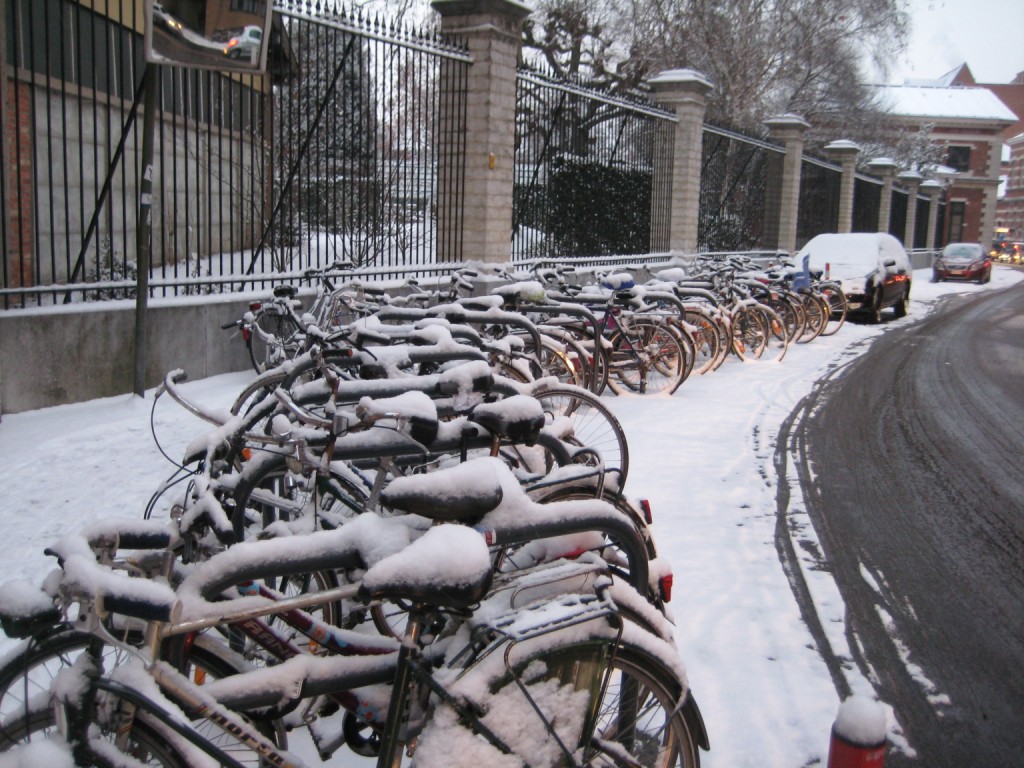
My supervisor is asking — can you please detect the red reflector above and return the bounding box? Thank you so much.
[659,573,673,602]
[639,498,653,525]
[241,327,251,342]
[249,302,262,311]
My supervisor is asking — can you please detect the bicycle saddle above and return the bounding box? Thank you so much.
[380,459,505,523]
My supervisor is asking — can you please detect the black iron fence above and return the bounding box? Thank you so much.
[889,187,908,240]
[797,156,841,247]
[698,125,784,252]
[0,0,468,307]
[512,67,675,261]
[852,174,882,234]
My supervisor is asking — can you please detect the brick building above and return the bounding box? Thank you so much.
[875,69,1019,247]
[944,66,1024,245]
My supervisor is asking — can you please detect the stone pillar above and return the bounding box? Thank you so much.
[433,0,530,263]
[898,170,923,249]
[825,140,861,234]
[648,69,713,255]
[867,157,898,234]
[764,114,809,253]
[920,179,943,250]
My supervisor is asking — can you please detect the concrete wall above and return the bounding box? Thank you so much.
[0,294,255,415]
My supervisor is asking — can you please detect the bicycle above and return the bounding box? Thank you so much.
[35,519,706,767]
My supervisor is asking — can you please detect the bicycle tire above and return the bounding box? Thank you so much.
[0,627,141,751]
[729,306,768,361]
[592,642,704,767]
[681,308,726,375]
[818,284,847,336]
[532,387,629,486]
[230,449,370,542]
[797,293,827,343]
[248,310,304,374]
[753,305,789,363]
[0,628,262,759]
[414,629,702,768]
[607,317,687,396]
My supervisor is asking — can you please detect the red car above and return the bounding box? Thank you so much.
[932,243,991,284]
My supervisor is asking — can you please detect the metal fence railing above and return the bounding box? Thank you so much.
[698,124,784,252]
[512,67,676,262]
[0,0,469,307]
[852,174,883,234]
[796,156,841,248]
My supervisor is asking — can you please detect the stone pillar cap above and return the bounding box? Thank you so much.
[920,179,943,192]
[432,0,532,19]
[764,114,810,129]
[824,139,861,153]
[648,69,714,91]
[898,169,924,182]
[867,157,898,170]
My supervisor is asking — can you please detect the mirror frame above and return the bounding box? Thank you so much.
[144,0,274,74]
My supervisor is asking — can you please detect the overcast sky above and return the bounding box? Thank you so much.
[886,0,1024,84]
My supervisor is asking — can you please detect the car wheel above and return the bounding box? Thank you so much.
[869,289,883,324]
[893,287,909,318]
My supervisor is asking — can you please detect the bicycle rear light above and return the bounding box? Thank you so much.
[659,573,673,602]
[639,498,653,525]
[249,301,262,312]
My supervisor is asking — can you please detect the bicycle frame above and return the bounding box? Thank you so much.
[63,565,622,768]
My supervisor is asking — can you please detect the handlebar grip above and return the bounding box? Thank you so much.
[98,592,178,623]
[115,530,173,551]
[222,320,240,329]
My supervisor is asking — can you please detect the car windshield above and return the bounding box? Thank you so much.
[943,245,980,258]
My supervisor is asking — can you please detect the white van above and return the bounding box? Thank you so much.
[796,233,911,323]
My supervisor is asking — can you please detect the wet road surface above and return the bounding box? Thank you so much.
[785,282,1024,766]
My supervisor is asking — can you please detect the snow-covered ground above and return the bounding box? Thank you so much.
[0,266,1019,766]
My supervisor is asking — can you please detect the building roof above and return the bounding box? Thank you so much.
[875,84,1019,123]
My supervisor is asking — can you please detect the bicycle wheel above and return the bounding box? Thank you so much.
[95,647,282,768]
[414,630,701,768]
[591,643,704,767]
[818,284,848,336]
[0,629,256,758]
[681,308,726,374]
[797,293,828,343]
[101,717,190,768]
[248,310,303,374]
[0,627,135,750]
[230,450,370,542]
[532,387,629,486]
[607,318,687,396]
[753,305,788,363]
[729,306,768,361]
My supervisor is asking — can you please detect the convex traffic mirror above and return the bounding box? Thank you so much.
[144,0,273,73]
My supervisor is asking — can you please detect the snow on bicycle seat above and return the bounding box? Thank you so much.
[468,395,545,446]
[357,390,439,444]
[358,524,492,611]
[380,459,505,522]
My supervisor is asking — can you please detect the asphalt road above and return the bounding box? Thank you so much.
[783,281,1024,766]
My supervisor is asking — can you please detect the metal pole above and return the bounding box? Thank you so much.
[133,63,158,397]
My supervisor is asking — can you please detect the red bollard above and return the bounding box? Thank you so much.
[827,696,887,768]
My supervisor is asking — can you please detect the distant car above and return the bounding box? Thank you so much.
[223,25,263,60]
[797,232,912,323]
[1011,242,1024,265]
[933,243,991,284]
[152,2,184,35]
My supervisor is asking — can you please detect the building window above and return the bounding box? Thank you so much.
[947,201,966,243]
[946,146,971,173]
[230,0,263,13]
